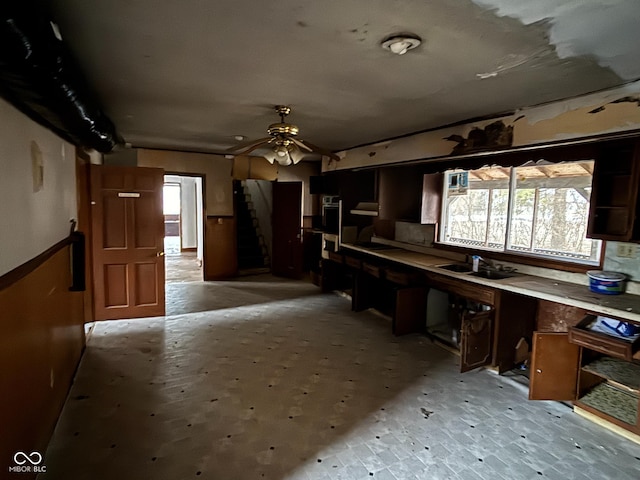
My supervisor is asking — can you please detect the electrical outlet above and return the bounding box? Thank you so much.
[616,243,637,258]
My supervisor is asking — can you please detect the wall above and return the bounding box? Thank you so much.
[0,98,85,473]
[138,149,235,278]
[324,80,640,172]
[0,247,85,473]
[204,217,237,279]
[138,148,234,215]
[180,177,198,249]
[232,155,278,181]
[0,99,78,276]
[102,146,137,166]
[603,242,640,295]
[322,83,640,293]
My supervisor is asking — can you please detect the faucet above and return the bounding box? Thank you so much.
[477,256,495,268]
[472,255,495,272]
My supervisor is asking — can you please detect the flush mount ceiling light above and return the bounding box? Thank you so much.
[381,34,421,55]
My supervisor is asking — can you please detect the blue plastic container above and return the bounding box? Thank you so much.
[586,271,626,295]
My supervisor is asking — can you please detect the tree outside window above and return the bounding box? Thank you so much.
[441,161,601,264]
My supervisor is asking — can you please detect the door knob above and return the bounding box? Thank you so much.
[157,251,165,257]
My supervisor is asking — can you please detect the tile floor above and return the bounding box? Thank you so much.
[165,251,202,284]
[41,276,639,480]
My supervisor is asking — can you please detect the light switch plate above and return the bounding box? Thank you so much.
[616,243,637,258]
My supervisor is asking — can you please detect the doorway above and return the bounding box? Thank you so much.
[163,174,204,283]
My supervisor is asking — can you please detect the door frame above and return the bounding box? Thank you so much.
[164,171,207,275]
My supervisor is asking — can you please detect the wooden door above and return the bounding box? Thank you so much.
[421,173,443,224]
[91,165,165,320]
[460,309,494,373]
[529,332,580,400]
[393,287,427,336]
[272,182,303,279]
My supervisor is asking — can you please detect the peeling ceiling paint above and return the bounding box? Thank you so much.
[471,0,640,80]
[49,0,640,155]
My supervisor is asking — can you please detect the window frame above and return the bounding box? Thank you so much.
[437,162,604,270]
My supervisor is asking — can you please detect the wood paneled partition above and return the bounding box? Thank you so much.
[0,244,85,476]
[205,216,237,279]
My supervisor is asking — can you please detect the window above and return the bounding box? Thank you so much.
[440,161,602,265]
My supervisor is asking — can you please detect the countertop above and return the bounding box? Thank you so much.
[340,242,640,323]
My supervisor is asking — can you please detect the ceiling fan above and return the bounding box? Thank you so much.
[227,105,340,166]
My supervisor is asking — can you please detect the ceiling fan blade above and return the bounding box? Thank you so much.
[294,139,340,161]
[226,137,272,154]
[289,137,313,152]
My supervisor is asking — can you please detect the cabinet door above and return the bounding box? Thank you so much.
[460,310,494,373]
[393,287,427,336]
[421,173,443,224]
[529,332,580,400]
[321,259,341,293]
[353,271,374,312]
[587,141,640,241]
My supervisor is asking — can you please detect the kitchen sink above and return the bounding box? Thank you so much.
[469,269,519,280]
[438,263,473,273]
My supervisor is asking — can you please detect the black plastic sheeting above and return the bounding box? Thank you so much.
[0,3,119,152]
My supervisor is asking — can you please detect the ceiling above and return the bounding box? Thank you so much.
[50,0,640,158]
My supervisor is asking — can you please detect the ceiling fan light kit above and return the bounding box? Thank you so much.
[381,34,421,55]
[227,105,339,166]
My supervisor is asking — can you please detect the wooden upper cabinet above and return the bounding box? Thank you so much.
[421,173,443,225]
[378,166,423,222]
[587,140,640,241]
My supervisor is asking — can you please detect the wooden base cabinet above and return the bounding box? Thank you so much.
[392,286,427,336]
[575,355,640,435]
[424,283,495,373]
[530,315,640,438]
[459,307,495,373]
[352,262,428,336]
[529,332,580,401]
[425,272,536,374]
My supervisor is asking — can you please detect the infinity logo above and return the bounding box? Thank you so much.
[13,451,42,465]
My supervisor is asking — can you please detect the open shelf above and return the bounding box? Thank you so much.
[569,315,640,361]
[578,383,638,426]
[582,357,640,393]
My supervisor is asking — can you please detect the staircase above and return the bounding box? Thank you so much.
[234,181,270,275]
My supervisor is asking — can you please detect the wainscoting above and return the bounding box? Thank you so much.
[0,242,85,476]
